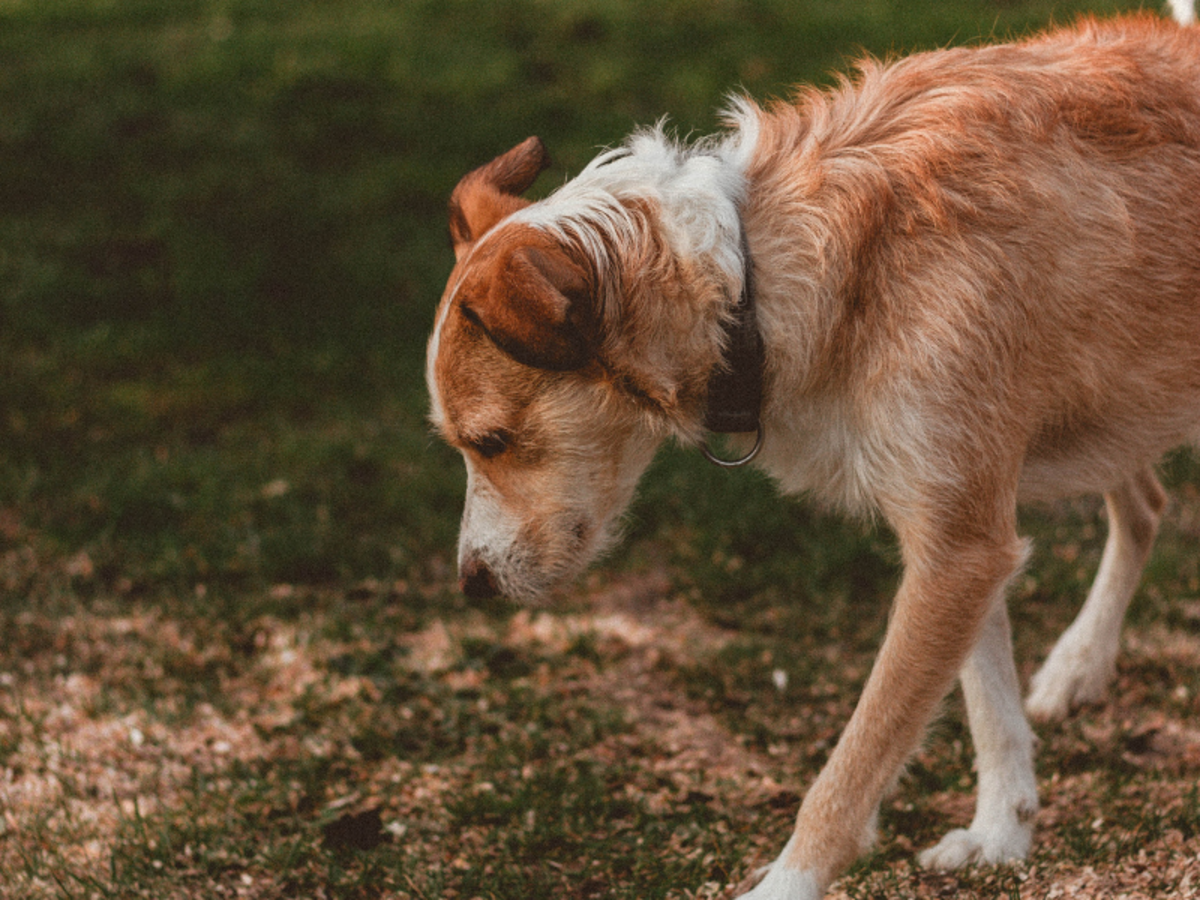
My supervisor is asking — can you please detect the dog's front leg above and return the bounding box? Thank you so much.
[918,592,1038,869]
[738,523,1028,900]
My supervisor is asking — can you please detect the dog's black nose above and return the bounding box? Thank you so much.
[459,557,499,600]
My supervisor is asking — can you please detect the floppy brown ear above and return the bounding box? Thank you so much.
[465,242,597,371]
[449,137,550,259]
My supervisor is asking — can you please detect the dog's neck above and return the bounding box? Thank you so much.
[504,124,762,438]
[703,224,764,436]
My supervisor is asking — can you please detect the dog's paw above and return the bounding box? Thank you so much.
[918,828,986,870]
[1025,639,1114,721]
[734,863,822,900]
[917,823,1030,871]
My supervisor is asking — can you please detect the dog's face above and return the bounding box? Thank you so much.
[427,138,664,601]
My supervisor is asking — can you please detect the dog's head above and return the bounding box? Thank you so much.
[427,135,743,601]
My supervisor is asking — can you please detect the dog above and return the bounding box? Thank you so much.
[426,12,1200,899]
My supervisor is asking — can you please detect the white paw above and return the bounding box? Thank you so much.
[735,862,822,900]
[918,828,986,870]
[918,822,1031,871]
[1025,639,1115,721]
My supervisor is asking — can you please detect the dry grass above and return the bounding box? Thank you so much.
[2,497,1197,898]
[1,1,1192,897]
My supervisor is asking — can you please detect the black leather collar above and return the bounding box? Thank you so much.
[702,227,764,439]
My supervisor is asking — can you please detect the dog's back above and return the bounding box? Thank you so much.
[738,15,1200,511]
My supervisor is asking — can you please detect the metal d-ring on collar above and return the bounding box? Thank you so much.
[701,422,764,467]
[700,223,765,469]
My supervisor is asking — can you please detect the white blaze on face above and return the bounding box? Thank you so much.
[456,456,522,574]
[424,284,459,433]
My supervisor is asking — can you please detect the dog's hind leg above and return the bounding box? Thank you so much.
[1025,467,1166,721]
[919,595,1038,870]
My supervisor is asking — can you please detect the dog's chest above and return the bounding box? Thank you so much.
[755,393,917,516]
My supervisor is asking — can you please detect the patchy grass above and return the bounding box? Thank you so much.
[2,0,1198,898]
[3,505,1199,898]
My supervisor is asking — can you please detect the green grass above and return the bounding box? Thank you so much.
[2,0,1198,898]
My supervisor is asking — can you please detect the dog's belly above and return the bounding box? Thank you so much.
[1018,416,1199,504]
[1019,453,1136,504]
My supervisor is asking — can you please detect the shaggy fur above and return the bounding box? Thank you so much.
[427,13,1200,900]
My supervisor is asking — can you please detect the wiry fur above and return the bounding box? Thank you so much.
[428,12,1200,900]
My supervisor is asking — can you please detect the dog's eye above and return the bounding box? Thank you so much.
[469,431,510,459]
[459,304,482,328]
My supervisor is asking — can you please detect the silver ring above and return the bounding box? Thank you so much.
[700,424,764,468]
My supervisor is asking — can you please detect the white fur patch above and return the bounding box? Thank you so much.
[456,459,519,566]
[1169,0,1195,25]
[424,292,453,430]
[508,121,750,293]
[736,863,822,900]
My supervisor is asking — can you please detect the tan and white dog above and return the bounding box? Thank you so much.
[426,12,1200,900]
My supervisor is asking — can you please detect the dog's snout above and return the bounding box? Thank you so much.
[459,555,500,600]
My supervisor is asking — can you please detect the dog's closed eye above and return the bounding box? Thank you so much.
[467,431,510,459]
[460,304,483,328]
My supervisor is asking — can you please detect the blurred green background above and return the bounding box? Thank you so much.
[0,0,1147,602]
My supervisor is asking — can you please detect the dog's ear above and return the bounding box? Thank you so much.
[465,242,597,371]
[449,137,550,259]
